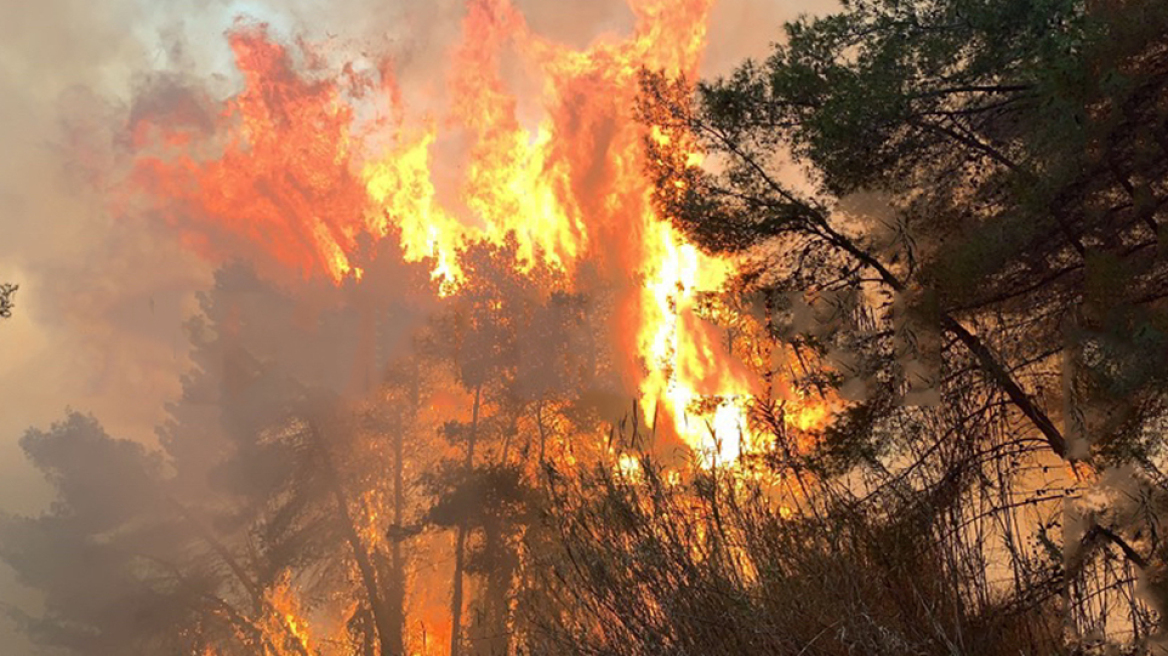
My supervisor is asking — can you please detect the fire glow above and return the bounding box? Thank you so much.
[131,0,777,465]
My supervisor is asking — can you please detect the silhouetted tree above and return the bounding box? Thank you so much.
[0,282,17,319]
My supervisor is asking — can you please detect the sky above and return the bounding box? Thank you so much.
[0,0,831,651]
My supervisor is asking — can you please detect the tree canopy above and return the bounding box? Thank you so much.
[630,0,1168,650]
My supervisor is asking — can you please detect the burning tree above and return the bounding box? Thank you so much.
[414,238,607,656]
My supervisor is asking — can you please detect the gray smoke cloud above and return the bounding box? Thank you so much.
[0,1,833,652]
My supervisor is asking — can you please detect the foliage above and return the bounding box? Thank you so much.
[628,0,1168,651]
[525,453,1065,655]
[0,282,17,319]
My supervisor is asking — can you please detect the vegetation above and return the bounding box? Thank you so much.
[0,282,17,319]
[616,0,1168,651]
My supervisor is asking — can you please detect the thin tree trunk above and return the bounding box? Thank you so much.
[385,370,418,656]
[451,384,482,656]
[480,518,515,656]
[380,422,406,654]
[536,401,547,467]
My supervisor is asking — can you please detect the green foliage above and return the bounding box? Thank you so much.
[638,0,1168,651]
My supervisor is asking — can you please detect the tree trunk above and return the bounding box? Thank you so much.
[384,370,418,656]
[478,517,516,656]
[536,401,547,467]
[450,384,482,656]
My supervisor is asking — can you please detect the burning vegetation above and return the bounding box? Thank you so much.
[4,0,1168,654]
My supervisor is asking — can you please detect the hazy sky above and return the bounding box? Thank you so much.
[0,0,830,651]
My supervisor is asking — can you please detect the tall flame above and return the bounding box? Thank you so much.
[130,0,762,462]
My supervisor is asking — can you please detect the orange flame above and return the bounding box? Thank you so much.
[129,0,778,463]
[264,572,316,655]
[132,26,372,281]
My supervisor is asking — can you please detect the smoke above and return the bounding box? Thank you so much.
[705,0,837,76]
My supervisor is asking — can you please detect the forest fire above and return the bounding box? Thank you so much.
[129,0,767,464]
[9,0,1168,654]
